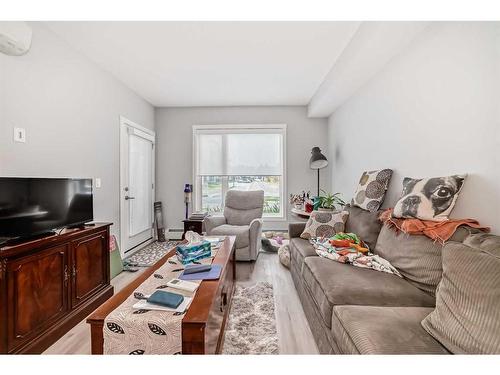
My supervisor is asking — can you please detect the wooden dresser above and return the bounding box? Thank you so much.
[0,223,114,354]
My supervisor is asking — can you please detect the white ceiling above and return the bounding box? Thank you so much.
[45,21,359,107]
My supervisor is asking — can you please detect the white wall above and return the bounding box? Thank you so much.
[328,22,500,233]
[0,23,155,241]
[155,106,330,232]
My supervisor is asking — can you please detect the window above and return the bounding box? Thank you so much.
[193,125,286,219]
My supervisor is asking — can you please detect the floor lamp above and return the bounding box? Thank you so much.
[309,147,328,197]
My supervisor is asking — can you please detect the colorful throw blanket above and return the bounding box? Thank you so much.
[311,234,402,277]
[379,208,490,244]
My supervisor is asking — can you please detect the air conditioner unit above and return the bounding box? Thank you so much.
[0,22,32,56]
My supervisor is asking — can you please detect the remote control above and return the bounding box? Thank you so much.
[166,278,199,293]
[183,264,212,274]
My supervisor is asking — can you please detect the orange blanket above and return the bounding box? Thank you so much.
[379,208,490,244]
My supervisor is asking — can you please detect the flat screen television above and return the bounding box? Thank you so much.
[0,177,93,242]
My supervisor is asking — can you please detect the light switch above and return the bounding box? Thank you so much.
[13,127,26,143]
[95,178,102,188]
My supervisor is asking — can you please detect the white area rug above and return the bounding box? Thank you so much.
[222,282,279,354]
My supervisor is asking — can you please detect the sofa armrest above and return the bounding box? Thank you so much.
[249,218,263,234]
[249,218,263,260]
[205,215,226,234]
[288,222,306,238]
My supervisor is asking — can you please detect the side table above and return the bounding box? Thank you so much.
[182,218,205,239]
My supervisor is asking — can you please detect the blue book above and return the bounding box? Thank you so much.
[179,264,222,280]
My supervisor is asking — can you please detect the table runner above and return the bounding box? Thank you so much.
[103,246,218,355]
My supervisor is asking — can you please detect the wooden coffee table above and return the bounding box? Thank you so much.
[87,236,236,354]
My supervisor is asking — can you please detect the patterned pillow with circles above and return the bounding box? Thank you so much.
[351,169,393,212]
[300,211,349,240]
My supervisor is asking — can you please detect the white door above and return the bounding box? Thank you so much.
[120,116,155,256]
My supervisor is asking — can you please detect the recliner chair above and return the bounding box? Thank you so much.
[205,190,264,261]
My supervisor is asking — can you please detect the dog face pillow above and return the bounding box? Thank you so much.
[393,174,466,221]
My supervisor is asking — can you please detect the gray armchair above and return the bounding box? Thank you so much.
[205,190,264,261]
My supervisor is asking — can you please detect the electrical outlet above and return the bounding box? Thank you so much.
[95,178,102,188]
[13,127,26,143]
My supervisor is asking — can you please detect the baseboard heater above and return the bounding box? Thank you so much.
[167,228,184,240]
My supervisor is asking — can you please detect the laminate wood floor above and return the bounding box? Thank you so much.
[43,251,318,354]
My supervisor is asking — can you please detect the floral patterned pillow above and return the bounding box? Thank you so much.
[351,169,393,212]
[300,211,349,240]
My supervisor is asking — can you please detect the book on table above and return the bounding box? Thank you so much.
[133,297,193,313]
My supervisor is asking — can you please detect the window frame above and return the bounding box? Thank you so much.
[192,124,287,221]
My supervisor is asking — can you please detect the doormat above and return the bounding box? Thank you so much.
[222,282,279,354]
[123,241,180,267]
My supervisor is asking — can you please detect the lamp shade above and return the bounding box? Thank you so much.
[309,147,328,169]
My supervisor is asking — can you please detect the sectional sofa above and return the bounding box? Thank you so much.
[289,204,500,354]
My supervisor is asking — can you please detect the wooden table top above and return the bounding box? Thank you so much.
[87,236,236,326]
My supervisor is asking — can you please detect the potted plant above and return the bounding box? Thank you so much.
[316,190,346,212]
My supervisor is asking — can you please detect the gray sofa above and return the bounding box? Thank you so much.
[206,190,264,261]
[289,205,499,354]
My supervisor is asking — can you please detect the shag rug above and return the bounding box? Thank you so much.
[222,282,279,354]
[123,240,179,267]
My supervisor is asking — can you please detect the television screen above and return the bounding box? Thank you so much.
[0,177,93,239]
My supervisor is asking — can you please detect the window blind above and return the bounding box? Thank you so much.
[196,131,283,176]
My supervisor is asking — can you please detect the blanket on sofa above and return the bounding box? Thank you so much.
[312,237,402,277]
[380,208,490,244]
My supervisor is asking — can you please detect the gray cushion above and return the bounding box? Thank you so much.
[224,190,264,226]
[421,233,500,354]
[344,205,383,250]
[331,306,449,354]
[290,238,317,272]
[289,222,306,239]
[210,224,250,248]
[374,224,443,296]
[302,257,435,328]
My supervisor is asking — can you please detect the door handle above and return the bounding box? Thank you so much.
[125,196,135,200]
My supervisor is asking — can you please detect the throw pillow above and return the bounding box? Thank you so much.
[421,232,500,353]
[351,169,393,212]
[344,205,383,250]
[300,210,349,240]
[278,244,291,268]
[393,174,466,221]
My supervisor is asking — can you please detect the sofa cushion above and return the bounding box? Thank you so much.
[290,238,317,272]
[331,306,449,354]
[344,205,383,250]
[300,210,348,240]
[224,190,264,226]
[374,223,443,296]
[302,257,435,328]
[421,233,500,354]
[210,224,249,248]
